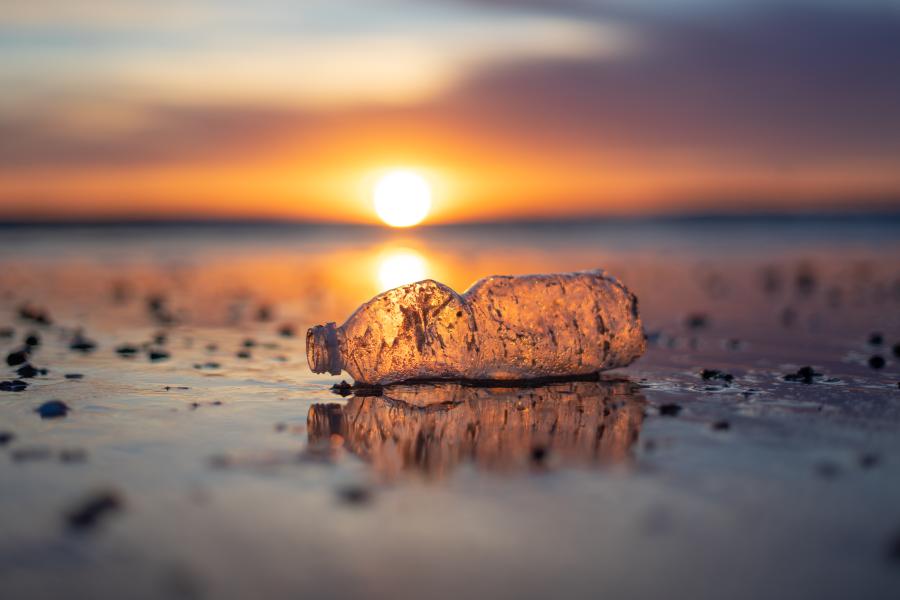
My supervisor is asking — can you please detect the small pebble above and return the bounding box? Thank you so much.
[59,449,88,463]
[859,453,880,469]
[684,313,708,330]
[242,338,256,348]
[69,333,97,352]
[148,350,170,362]
[815,461,840,479]
[887,531,900,563]
[6,349,29,366]
[784,366,820,384]
[0,431,15,446]
[701,369,734,383]
[18,305,52,325]
[15,364,41,378]
[711,420,731,431]
[658,403,682,417]
[236,350,251,359]
[893,343,900,359]
[868,355,885,369]
[337,485,372,506]
[24,332,40,346]
[0,379,28,392]
[12,447,52,462]
[278,324,295,338]
[36,400,69,419]
[868,333,884,346]
[0,327,14,338]
[530,445,548,466]
[64,373,84,380]
[116,344,139,356]
[65,490,123,531]
[256,306,273,322]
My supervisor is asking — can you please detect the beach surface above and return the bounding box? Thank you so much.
[1,218,899,599]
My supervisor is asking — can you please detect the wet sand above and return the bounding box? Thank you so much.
[1,218,899,599]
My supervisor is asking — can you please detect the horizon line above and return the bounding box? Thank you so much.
[1,208,900,229]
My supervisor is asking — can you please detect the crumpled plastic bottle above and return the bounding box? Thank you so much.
[307,269,645,385]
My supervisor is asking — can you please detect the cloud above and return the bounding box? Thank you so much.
[0,1,899,216]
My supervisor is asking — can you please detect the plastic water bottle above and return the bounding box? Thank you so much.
[307,269,645,385]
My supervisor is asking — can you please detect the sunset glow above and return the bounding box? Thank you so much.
[373,170,432,227]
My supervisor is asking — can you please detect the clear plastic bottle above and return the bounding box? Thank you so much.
[307,269,645,385]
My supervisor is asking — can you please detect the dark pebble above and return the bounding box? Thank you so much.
[212,400,223,406]
[868,355,885,369]
[784,366,820,384]
[59,448,88,463]
[65,490,123,531]
[6,349,30,366]
[887,531,900,563]
[278,324,295,338]
[530,445,548,465]
[116,344,139,356]
[337,485,372,506]
[0,379,28,392]
[815,461,840,479]
[16,364,41,378]
[658,403,682,417]
[869,333,884,346]
[893,343,900,358]
[701,369,734,383]
[330,380,353,396]
[0,431,14,445]
[711,420,731,431]
[256,306,273,322]
[859,453,880,469]
[12,447,52,462]
[148,350,170,362]
[69,333,97,352]
[36,400,69,419]
[153,332,167,345]
[242,338,256,348]
[64,373,84,380]
[236,350,251,359]
[205,343,218,352]
[685,313,708,329]
[0,327,14,338]
[24,332,40,346]
[274,422,287,432]
[18,304,52,325]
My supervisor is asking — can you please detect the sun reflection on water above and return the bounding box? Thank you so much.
[377,247,428,291]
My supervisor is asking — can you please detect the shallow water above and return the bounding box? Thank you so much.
[1,218,899,599]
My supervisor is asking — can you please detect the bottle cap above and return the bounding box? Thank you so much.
[306,322,342,375]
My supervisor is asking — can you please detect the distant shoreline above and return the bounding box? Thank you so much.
[1,210,899,229]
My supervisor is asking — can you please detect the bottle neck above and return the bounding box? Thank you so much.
[306,322,343,375]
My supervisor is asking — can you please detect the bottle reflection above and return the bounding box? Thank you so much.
[308,379,645,480]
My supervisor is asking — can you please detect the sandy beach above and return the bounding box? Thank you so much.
[1,218,898,599]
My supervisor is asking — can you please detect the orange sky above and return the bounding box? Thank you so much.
[1,1,899,223]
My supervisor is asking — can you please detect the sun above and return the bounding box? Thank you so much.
[373,170,432,227]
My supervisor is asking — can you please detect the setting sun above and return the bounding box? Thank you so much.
[373,170,432,227]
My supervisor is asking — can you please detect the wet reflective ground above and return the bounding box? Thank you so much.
[1,219,899,599]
